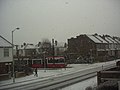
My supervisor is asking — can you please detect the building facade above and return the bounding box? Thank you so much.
[68,34,120,62]
[0,35,12,74]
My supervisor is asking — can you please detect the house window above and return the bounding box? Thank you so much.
[4,48,9,57]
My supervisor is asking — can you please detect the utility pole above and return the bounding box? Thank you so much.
[12,27,20,83]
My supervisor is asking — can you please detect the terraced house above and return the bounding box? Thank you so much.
[0,35,12,74]
[68,34,120,62]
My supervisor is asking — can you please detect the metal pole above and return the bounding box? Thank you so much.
[12,31,15,83]
[12,28,20,83]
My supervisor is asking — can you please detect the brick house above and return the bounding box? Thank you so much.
[102,35,120,59]
[68,34,120,62]
[113,37,120,58]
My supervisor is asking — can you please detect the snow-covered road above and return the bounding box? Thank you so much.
[0,63,97,86]
[0,59,118,90]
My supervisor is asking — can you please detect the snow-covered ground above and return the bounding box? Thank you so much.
[0,64,93,85]
[60,76,97,90]
[0,60,118,90]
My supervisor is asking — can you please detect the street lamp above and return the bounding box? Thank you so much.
[12,27,20,83]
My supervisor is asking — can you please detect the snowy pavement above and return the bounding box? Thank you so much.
[0,60,118,87]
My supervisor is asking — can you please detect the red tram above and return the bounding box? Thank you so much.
[32,56,67,68]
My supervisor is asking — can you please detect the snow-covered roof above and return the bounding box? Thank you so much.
[19,44,38,49]
[87,35,101,43]
[105,36,117,43]
[114,38,120,43]
[104,37,113,43]
[0,35,12,47]
[25,44,36,49]
[19,46,24,49]
[107,37,117,43]
[94,35,108,43]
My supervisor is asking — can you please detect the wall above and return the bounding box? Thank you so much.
[0,48,12,63]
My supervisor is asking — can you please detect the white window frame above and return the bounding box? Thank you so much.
[4,48,9,57]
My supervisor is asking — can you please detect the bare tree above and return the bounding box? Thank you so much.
[42,38,51,44]
[41,38,52,56]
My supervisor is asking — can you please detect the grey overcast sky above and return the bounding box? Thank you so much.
[0,0,120,45]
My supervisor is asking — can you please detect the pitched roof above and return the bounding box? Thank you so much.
[0,35,12,47]
[87,35,102,43]
[94,35,108,43]
[107,36,117,43]
[105,36,117,43]
[19,44,38,50]
[114,38,120,43]
[104,37,113,43]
